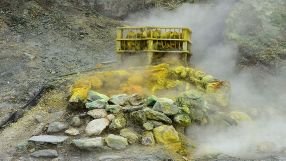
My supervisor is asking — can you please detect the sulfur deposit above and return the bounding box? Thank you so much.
[70,63,230,108]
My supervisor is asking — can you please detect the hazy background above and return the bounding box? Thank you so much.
[127,1,286,158]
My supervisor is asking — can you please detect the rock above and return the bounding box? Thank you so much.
[85,118,110,136]
[176,91,208,122]
[47,122,68,133]
[141,131,155,146]
[105,134,128,150]
[143,108,172,124]
[109,115,126,130]
[107,114,115,121]
[131,110,147,124]
[87,90,109,102]
[174,114,191,126]
[73,137,104,150]
[146,95,158,106]
[128,94,143,106]
[207,112,236,128]
[70,116,82,127]
[105,105,122,114]
[29,135,68,144]
[143,122,154,131]
[122,105,144,112]
[153,125,181,151]
[87,109,108,119]
[65,128,80,136]
[109,94,129,105]
[149,120,164,127]
[86,99,107,110]
[31,149,58,158]
[120,128,140,144]
[228,111,252,124]
[153,98,179,115]
[98,155,122,161]
[34,114,44,123]
[16,141,29,151]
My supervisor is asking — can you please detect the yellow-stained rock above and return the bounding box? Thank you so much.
[153,125,181,152]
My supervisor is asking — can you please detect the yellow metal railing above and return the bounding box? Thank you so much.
[116,26,192,53]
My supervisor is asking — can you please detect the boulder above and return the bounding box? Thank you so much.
[106,105,122,114]
[120,128,140,144]
[153,125,181,151]
[87,90,109,102]
[73,137,104,150]
[86,99,107,110]
[109,94,129,105]
[31,149,58,158]
[173,114,191,126]
[65,128,80,136]
[29,135,68,144]
[128,94,143,106]
[47,122,68,133]
[143,108,172,124]
[85,118,110,136]
[105,134,128,150]
[141,131,155,146]
[130,110,147,124]
[70,116,82,127]
[87,109,108,119]
[109,115,126,130]
[153,98,179,115]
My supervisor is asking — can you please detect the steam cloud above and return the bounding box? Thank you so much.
[127,1,286,159]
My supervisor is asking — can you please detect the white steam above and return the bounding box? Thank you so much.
[127,1,286,158]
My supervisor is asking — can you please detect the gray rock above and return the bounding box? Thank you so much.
[109,94,129,105]
[153,98,179,115]
[87,109,108,119]
[131,110,147,124]
[87,90,109,102]
[143,122,154,131]
[31,149,58,158]
[141,131,155,146]
[65,128,80,136]
[98,155,122,161]
[86,99,107,110]
[105,105,122,114]
[47,122,68,133]
[122,105,144,112]
[143,108,172,124]
[85,118,110,136]
[106,114,115,121]
[120,128,140,144]
[128,94,143,106]
[29,135,68,144]
[73,137,104,150]
[105,134,128,150]
[70,116,82,127]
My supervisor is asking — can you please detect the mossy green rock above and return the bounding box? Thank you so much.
[141,131,155,146]
[143,108,172,124]
[146,95,158,106]
[143,122,154,131]
[105,105,122,114]
[105,134,128,150]
[130,110,147,124]
[120,128,140,144]
[87,90,109,102]
[174,114,191,126]
[109,115,127,130]
[153,98,179,115]
[86,99,107,110]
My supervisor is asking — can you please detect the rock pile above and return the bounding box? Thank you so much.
[19,89,251,159]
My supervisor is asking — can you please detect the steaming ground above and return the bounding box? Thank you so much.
[127,1,286,159]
